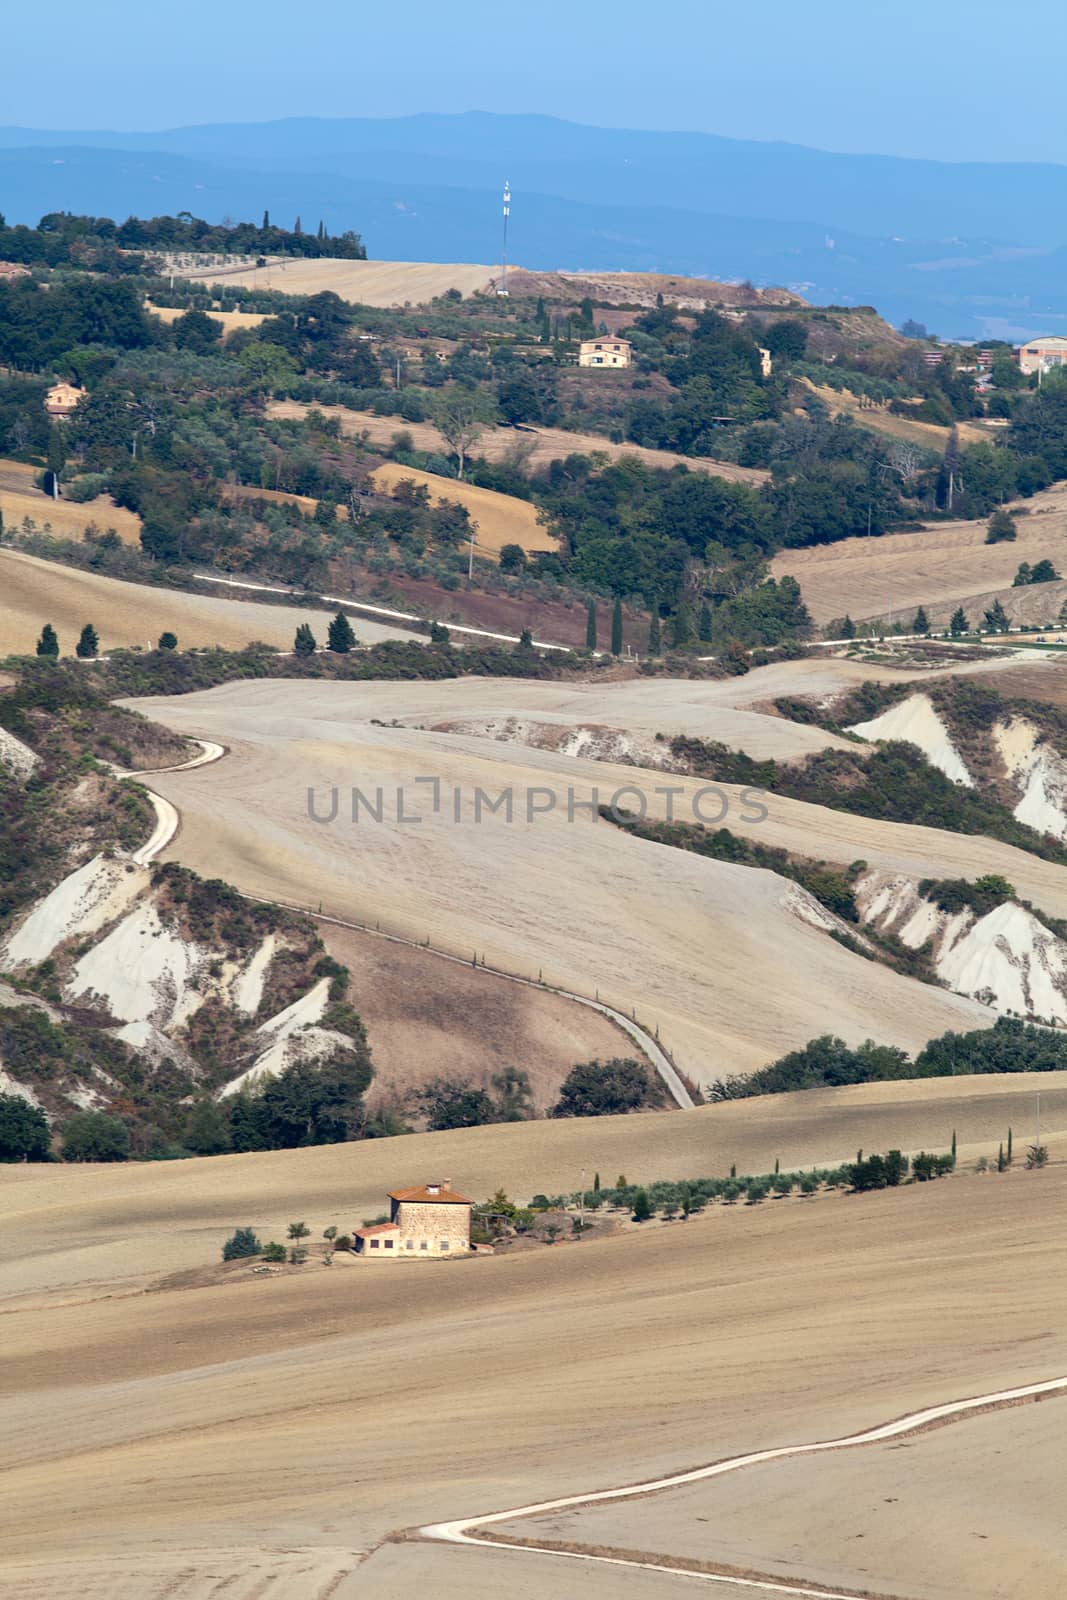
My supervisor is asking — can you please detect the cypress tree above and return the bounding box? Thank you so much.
[950,606,968,636]
[611,596,623,656]
[593,1171,600,1192]
[951,1129,957,1165]
[262,208,270,231]
[698,601,713,643]
[997,1142,1005,1173]
[585,598,597,651]
[75,623,98,659]
[326,610,356,653]
[294,622,317,656]
[1007,1126,1013,1165]
[913,605,929,635]
[294,215,302,234]
[36,623,59,658]
[647,612,662,655]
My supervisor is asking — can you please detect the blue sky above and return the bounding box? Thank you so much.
[7,0,1065,164]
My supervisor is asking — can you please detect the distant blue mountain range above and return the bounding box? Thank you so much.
[2,113,1066,339]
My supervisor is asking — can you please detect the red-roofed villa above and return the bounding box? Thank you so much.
[354,1179,473,1259]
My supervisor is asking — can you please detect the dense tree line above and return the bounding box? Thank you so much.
[0,210,365,269]
[710,1016,1067,1100]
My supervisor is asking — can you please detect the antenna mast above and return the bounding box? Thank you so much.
[499,180,511,297]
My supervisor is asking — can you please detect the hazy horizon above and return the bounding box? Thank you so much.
[6,0,1066,164]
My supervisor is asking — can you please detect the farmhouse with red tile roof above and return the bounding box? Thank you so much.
[354,1179,473,1259]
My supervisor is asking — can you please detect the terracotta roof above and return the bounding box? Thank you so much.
[388,1182,474,1205]
[355,1222,399,1237]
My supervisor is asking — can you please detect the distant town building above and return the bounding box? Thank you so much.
[45,381,85,419]
[354,1179,473,1258]
[1018,336,1067,376]
[579,335,632,369]
[758,346,773,378]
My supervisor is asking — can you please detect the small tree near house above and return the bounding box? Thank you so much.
[294,622,317,656]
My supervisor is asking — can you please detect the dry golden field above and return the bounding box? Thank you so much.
[370,461,557,554]
[800,380,993,450]
[178,258,500,305]
[0,457,143,547]
[1,1099,1064,1597]
[269,399,769,486]
[0,549,418,656]
[771,479,1067,627]
[146,300,267,334]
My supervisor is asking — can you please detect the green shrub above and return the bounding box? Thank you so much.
[61,1110,130,1162]
[222,1227,262,1261]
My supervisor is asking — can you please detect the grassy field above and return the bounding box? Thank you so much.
[126,675,1014,1079]
[370,461,557,555]
[146,300,267,334]
[269,400,769,486]
[0,549,418,656]
[771,479,1067,627]
[1,1089,1063,1595]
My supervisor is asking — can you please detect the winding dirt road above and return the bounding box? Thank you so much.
[420,1375,1067,1596]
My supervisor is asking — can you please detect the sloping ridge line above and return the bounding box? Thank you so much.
[126,738,693,1108]
[418,1374,1067,1597]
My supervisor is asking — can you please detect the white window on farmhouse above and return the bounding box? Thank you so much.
[405,1239,414,1250]
[420,1240,428,1251]
[440,1239,450,1250]
[370,1239,379,1249]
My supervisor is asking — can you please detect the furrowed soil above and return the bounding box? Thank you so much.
[1,1130,1064,1596]
[320,921,633,1116]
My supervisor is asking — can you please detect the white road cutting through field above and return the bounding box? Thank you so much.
[123,738,693,1107]
[121,741,226,866]
[419,1375,1067,1596]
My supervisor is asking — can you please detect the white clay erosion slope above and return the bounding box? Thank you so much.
[422,1377,1067,1598]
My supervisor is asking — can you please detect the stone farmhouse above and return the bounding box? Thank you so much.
[579,335,632,369]
[354,1179,473,1258]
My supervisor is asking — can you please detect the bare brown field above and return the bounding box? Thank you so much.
[126,677,1012,1079]
[1,1134,1064,1594]
[321,922,631,1115]
[0,549,418,655]
[370,461,557,554]
[500,1396,1067,1599]
[268,399,769,486]
[771,479,1067,627]
[508,269,801,311]
[146,300,267,334]
[179,257,499,305]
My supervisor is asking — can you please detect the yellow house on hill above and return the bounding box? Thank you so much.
[354,1180,473,1258]
[579,335,632,369]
